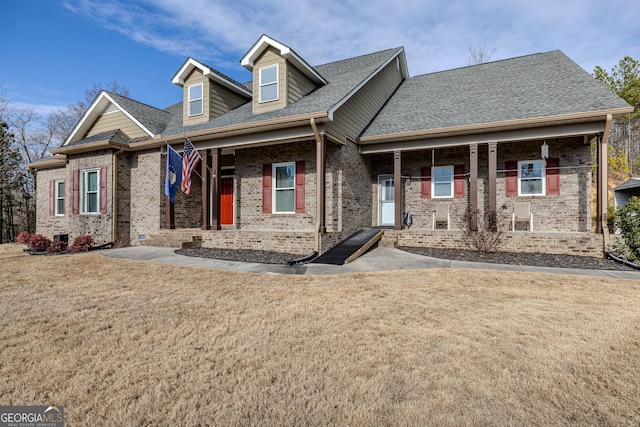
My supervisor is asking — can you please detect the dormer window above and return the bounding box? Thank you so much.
[188,83,203,116]
[259,64,278,103]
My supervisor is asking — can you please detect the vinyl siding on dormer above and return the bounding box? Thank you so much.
[252,47,287,114]
[211,82,248,117]
[86,110,148,140]
[287,63,316,105]
[183,70,210,126]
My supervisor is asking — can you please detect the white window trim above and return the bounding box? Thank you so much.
[80,168,100,215]
[54,179,65,216]
[188,83,204,116]
[259,64,279,103]
[432,165,454,199]
[272,161,295,214]
[518,159,546,196]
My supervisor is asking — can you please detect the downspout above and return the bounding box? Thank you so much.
[599,114,612,254]
[310,118,325,254]
[112,148,125,244]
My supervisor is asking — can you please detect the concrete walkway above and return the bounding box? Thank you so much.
[102,246,640,280]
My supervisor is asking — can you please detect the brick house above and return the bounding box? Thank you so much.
[28,35,632,258]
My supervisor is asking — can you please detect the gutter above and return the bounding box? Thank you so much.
[310,117,325,254]
[600,114,613,254]
[149,112,331,149]
[51,140,129,155]
[26,155,67,170]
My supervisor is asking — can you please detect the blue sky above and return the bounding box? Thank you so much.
[2,0,639,116]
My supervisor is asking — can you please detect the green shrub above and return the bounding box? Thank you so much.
[614,196,640,262]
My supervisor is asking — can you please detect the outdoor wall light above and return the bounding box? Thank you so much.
[541,141,549,159]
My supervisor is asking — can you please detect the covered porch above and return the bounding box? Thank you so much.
[361,117,615,256]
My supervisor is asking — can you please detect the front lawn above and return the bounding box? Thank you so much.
[1,244,639,425]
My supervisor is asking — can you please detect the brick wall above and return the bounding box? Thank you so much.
[126,149,163,244]
[496,137,592,232]
[369,137,592,233]
[380,229,604,258]
[35,151,116,244]
[34,151,115,244]
[234,141,317,232]
[34,166,68,240]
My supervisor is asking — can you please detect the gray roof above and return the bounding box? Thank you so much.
[615,178,640,191]
[362,50,631,137]
[106,91,173,135]
[161,47,403,137]
[66,129,128,146]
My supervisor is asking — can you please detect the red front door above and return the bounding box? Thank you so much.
[220,177,234,225]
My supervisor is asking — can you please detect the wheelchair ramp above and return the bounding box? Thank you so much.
[311,228,384,265]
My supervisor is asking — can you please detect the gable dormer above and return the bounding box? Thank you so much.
[241,35,327,114]
[172,58,251,126]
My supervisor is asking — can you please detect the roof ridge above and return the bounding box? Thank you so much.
[410,50,564,78]
[105,91,172,115]
[313,46,403,68]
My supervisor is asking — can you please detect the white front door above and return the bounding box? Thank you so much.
[379,175,394,225]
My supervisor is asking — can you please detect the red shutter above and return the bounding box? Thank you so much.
[262,164,272,213]
[454,164,465,198]
[100,166,108,214]
[421,167,431,198]
[546,158,560,195]
[505,161,518,196]
[295,160,305,213]
[72,170,79,214]
[49,180,55,216]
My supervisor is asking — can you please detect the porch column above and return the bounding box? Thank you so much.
[488,142,497,224]
[201,149,211,230]
[394,150,402,230]
[165,197,175,229]
[211,148,222,231]
[469,143,478,231]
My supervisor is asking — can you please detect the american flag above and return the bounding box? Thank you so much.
[181,138,201,194]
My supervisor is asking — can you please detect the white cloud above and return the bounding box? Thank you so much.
[8,101,67,116]
[62,0,640,78]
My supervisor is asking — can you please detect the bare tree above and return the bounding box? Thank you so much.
[467,42,496,65]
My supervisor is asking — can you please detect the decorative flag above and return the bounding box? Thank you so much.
[164,144,183,202]
[181,137,201,194]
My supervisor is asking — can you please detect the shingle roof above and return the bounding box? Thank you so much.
[362,50,631,137]
[65,129,128,146]
[615,178,640,191]
[161,47,403,137]
[106,91,173,135]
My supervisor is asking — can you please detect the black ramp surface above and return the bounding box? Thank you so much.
[311,228,382,265]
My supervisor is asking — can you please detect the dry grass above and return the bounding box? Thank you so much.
[1,243,639,426]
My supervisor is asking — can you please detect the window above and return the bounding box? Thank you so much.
[273,162,295,213]
[55,180,64,215]
[188,83,203,116]
[80,169,100,214]
[259,64,278,102]
[432,166,454,198]
[518,160,545,196]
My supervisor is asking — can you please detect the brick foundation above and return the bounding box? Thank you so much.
[380,229,604,258]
